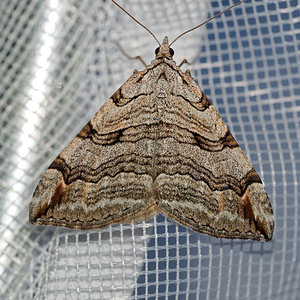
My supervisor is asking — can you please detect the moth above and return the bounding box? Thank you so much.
[29,0,274,241]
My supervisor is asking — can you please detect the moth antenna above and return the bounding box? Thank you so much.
[111,0,161,46]
[170,0,245,46]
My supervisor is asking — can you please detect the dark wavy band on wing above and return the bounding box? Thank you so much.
[156,155,262,197]
[48,150,261,198]
[76,121,238,152]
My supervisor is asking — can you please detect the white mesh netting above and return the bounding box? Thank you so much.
[0,0,299,299]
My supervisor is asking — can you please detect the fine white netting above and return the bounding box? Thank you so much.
[0,0,299,299]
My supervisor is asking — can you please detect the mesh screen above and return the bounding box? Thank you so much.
[1,0,299,299]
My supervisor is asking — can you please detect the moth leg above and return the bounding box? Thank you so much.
[178,49,203,68]
[178,58,189,68]
[117,42,148,67]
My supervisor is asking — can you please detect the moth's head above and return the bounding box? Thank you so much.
[155,36,174,60]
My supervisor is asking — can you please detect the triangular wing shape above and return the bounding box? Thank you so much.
[154,65,274,241]
[30,69,160,229]
[30,57,274,241]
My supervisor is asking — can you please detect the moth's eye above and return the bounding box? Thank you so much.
[155,47,160,55]
[170,48,174,56]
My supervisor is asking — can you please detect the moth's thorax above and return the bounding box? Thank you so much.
[156,71,169,100]
[149,62,177,102]
[151,57,177,69]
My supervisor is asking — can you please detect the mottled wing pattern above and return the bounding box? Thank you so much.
[154,65,274,241]
[30,49,274,241]
[29,69,160,229]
